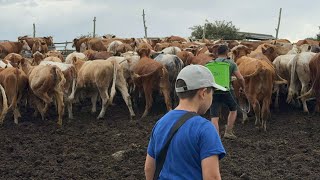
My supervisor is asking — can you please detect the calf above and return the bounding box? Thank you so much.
[133,47,171,118]
[72,58,135,119]
[0,68,28,124]
[20,59,66,126]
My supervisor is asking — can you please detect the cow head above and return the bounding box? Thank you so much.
[72,38,79,48]
[230,45,252,61]
[32,51,45,65]
[19,40,31,51]
[43,36,53,46]
[261,44,278,62]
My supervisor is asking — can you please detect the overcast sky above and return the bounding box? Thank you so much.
[0,0,319,44]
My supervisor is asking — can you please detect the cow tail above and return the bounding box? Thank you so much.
[68,66,77,101]
[8,68,20,110]
[52,66,66,91]
[0,84,8,123]
[108,60,118,105]
[287,54,299,103]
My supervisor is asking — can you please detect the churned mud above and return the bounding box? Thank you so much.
[0,95,319,179]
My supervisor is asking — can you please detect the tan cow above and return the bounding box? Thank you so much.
[32,40,48,54]
[18,36,53,48]
[20,59,66,126]
[32,51,46,65]
[177,51,194,65]
[72,58,135,119]
[46,50,64,62]
[3,53,24,67]
[0,67,27,124]
[115,43,133,55]
[43,56,62,63]
[39,61,77,119]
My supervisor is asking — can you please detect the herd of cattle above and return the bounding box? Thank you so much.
[0,35,320,131]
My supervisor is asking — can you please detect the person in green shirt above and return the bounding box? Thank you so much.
[209,44,245,139]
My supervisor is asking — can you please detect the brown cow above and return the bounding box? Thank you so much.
[87,38,108,51]
[18,36,53,48]
[248,43,279,62]
[296,39,319,46]
[240,41,264,51]
[73,37,93,52]
[0,67,28,124]
[190,53,213,65]
[72,58,135,119]
[0,40,31,58]
[32,51,46,65]
[46,50,64,62]
[0,82,8,124]
[3,53,24,67]
[39,61,77,119]
[177,51,194,65]
[32,40,48,54]
[163,36,187,43]
[233,56,286,131]
[133,46,171,118]
[115,43,133,55]
[154,43,170,52]
[83,50,112,60]
[20,59,66,126]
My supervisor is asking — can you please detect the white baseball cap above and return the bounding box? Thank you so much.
[175,64,227,92]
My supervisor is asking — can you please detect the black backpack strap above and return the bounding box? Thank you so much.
[153,112,198,180]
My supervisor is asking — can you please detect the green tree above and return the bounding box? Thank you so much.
[189,20,243,40]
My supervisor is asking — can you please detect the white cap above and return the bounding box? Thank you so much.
[175,64,227,92]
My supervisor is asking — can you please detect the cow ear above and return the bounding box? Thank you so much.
[72,56,77,63]
[308,45,311,51]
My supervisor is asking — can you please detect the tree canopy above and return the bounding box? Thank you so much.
[189,20,244,40]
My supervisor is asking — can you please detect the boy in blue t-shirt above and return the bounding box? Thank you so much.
[145,65,226,180]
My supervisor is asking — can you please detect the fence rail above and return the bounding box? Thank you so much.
[53,41,75,57]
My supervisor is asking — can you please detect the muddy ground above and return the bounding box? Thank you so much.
[0,95,319,180]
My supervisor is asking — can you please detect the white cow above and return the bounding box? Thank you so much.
[65,52,87,64]
[287,52,316,113]
[161,46,181,55]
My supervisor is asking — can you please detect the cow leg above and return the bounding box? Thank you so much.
[141,84,153,118]
[55,90,64,126]
[91,91,99,113]
[116,81,135,119]
[261,98,271,131]
[159,81,172,112]
[13,108,20,124]
[97,88,109,119]
[251,100,261,128]
[301,85,310,113]
[242,112,249,124]
[66,100,74,119]
[274,84,280,109]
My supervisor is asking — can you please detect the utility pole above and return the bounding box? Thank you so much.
[33,23,36,37]
[93,17,96,38]
[202,22,206,40]
[275,8,282,40]
[142,9,148,38]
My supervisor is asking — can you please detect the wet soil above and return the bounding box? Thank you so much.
[0,96,319,180]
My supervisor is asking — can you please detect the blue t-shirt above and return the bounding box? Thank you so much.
[147,110,226,180]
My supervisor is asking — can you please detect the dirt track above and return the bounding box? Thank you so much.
[0,96,320,180]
